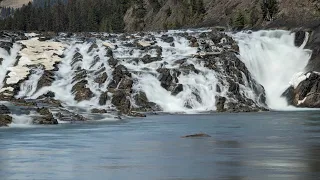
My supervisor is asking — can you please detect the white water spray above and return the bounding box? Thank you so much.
[234,30,312,109]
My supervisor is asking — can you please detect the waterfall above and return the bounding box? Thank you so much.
[0,29,313,116]
[234,30,312,110]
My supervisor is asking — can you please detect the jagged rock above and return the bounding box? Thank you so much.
[0,105,10,114]
[0,115,12,127]
[55,111,88,121]
[90,55,100,68]
[161,35,174,43]
[72,80,94,102]
[180,64,199,74]
[200,51,267,112]
[109,65,132,89]
[141,54,161,64]
[189,37,199,47]
[282,72,320,107]
[155,46,162,57]
[87,43,98,53]
[294,30,306,47]
[182,133,211,138]
[171,84,183,96]
[72,69,87,83]
[133,91,161,112]
[91,108,107,114]
[71,52,83,66]
[215,96,226,112]
[157,68,180,91]
[106,48,113,57]
[108,57,118,67]
[282,86,295,106]
[111,90,131,114]
[94,72,108,85]
[34,108,58,125]
[118,76,133,90]
[36,70,55,92]
[0,41,13,54]
[99,91,110,105]
[43,91,55,98]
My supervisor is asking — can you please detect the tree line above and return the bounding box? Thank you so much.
[0,0,133,32]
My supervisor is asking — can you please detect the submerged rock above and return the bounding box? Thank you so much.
[182,133,211,138]
[91,108,107,114]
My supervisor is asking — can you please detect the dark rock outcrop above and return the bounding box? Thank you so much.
[34,108,58,125]
[215,96,226,112]
[133,91,161,112]
[108,65,132,90]
[282,72,320,107]
[99,91,110,106]
[36,70,55,92]
[55,110,88,122]
[0,115,12,127]
[94,72,108,85]
[72,80,94,102]
[0,105,10,114]
[111,90,131,114]
[91,108,108,114]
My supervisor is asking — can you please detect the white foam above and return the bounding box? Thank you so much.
[234,30,312,109]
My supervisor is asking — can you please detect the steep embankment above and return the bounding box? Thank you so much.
[124,0,320,32]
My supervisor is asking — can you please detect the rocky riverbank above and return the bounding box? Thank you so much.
[0,29,271,126]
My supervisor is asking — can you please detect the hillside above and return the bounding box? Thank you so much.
[124,0,320,32]
[0,0,31,9]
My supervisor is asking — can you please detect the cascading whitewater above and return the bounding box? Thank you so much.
[234,30,312,109]
[0,28,312,121]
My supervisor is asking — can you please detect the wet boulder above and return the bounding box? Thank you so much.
[33,108,58,125]
[161,35,174,43]
[99,91,110,105]
[71,52,83,67]
[108,65,132,90]
[0,41,13,54]
[141,54,162,64]
[91,108,107,114]
[111,90,131,114]
[55,111,88,122]
[108,57,118,67]
[36,70,55,92]
[72,69,88,83]
[157,68,181,91]
[87,43,98,53]
[0,115,12,127]
[294,30,306,47]
[72,80,94,102]
[215,96,226,112]
[171,84,183,96]
[0,105,10,114]
[282,72,320,107]
[133,91,161,112]
[94,72,108,85]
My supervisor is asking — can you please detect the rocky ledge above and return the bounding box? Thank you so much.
[0,28,270,126]
[283,72,320,108]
